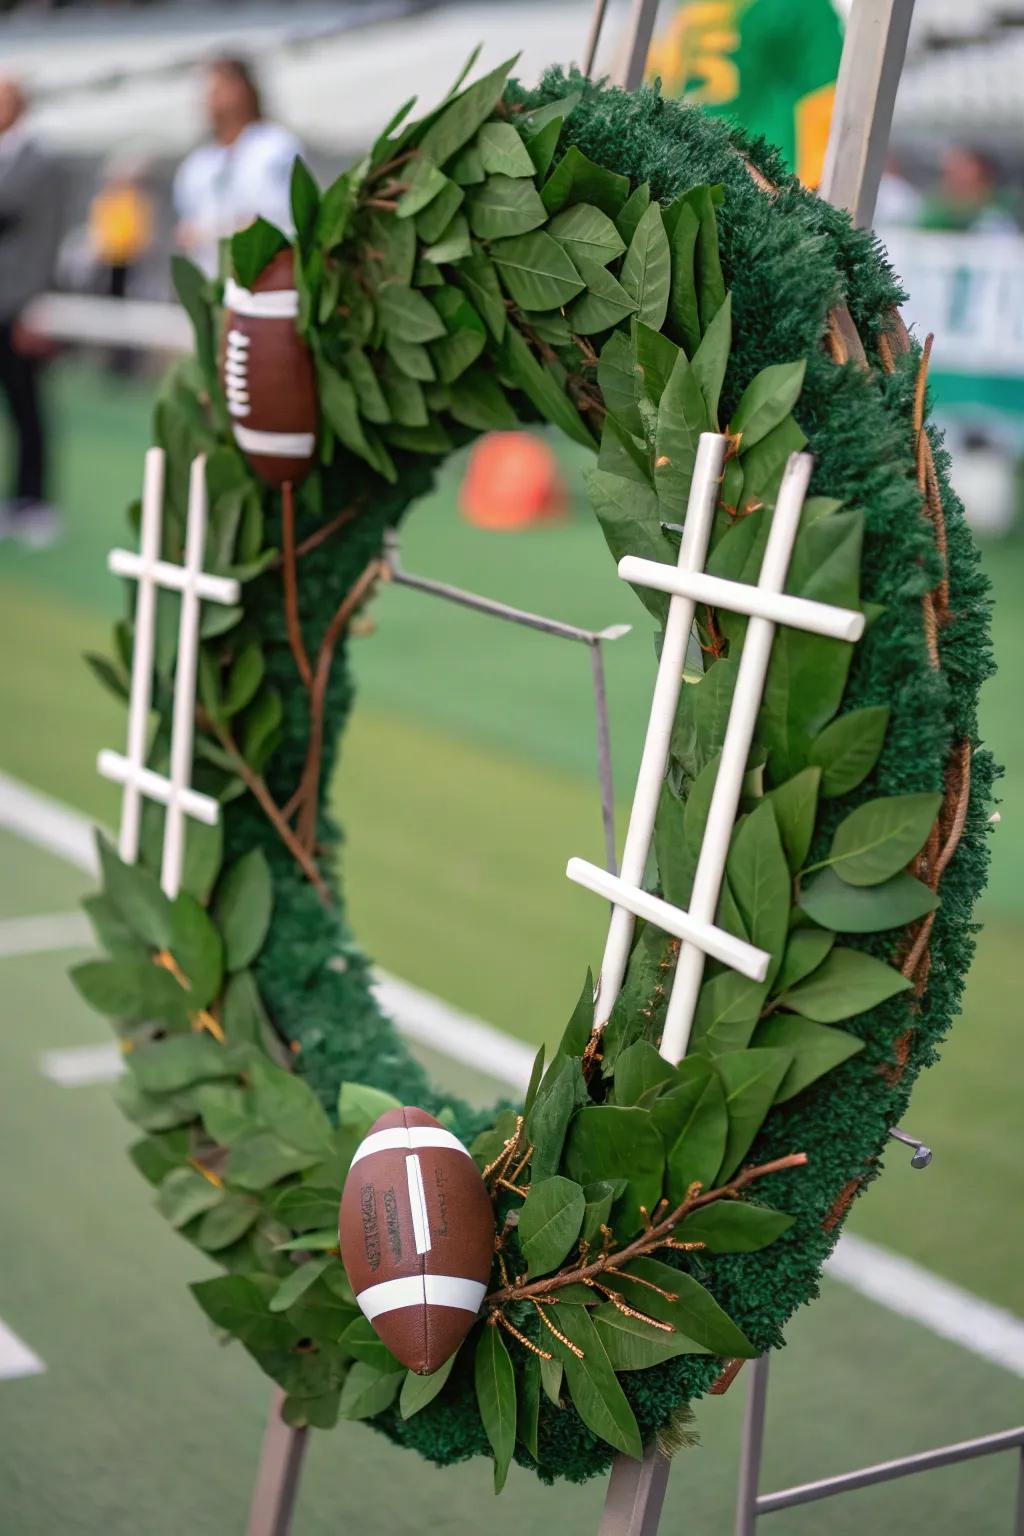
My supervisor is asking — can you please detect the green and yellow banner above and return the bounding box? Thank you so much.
[647,0,844,188]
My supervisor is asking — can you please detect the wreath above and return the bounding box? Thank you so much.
[73,59,994,1488]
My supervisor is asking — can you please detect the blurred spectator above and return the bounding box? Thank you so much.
[919,147,1019,234]
[874,152,923,229]
[89,155,156,303]
[174,56,302,278]
[0,76,62,547]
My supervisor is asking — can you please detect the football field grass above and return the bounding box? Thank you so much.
[0,362,1022,1533]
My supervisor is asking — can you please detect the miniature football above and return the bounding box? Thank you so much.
[339,1106,495,1374]
[221,248,317,488]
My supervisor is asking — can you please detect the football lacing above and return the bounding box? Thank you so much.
[224,328,251,418]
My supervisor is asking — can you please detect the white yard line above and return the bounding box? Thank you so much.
[0,912,91,959]
[2,771,1023,1379]
[0,1319,45,1382]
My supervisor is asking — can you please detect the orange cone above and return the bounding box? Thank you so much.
[459,432,568,531]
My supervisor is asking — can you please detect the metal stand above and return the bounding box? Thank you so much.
[599,1442,673,1536]
[734,1356,1024,1534]
[246,1391,308,1536]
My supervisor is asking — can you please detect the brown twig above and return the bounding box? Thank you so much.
[280,480,312,691]
[484,1152,807,1308]
[210,717,330,903]
[296,559,384,851]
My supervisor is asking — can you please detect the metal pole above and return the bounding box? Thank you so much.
[1015,1445,1024,1536]
[819,0,916,227]
[734,1357,770,1536]
[611,0,663,91]
[246,1390,309,1536]
[584,0,611,77]
[589,639,618,875]
[599,1442,673,1536]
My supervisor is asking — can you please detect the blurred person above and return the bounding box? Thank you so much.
[0,76,62,547]
[88,155,156,375]
[919,146,1019,235]
[174,56,302,278]
[874,152,923,229]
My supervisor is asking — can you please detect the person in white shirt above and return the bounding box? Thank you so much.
[173,56,302,279]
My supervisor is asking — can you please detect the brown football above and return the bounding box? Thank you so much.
[220,247,317,488]
[338,1106,495,1375]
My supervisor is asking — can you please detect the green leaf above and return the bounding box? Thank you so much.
[678,1201,794,1253]
[654,1064,729,1203]
[290,158,320,254]
[799,866,939,932]
[502,328,594,449]
[386,337,436,382]
[774,927,835,995]
[418,56,518,169]
[83,893,146,958]
[317,365,395,482]
[212,849,273,974]
[619,202,671,330]
[315,170,357,248]
[724,801,790,989]
[540,1351,564,1405]
[221,642,264,717]
[689,969,763,1055]
[227,1133,321,1191]
[526,1055,583,1182]
[195,1082,252,1146]
[196,1192,260,1251]
[809,706,890,797]
[344,349,391,423]
[548,202,625,266]
[230,218,288,289]
[714,1050,792,1180]
[249,1057,332,1156]
[586,468,676,621]
[825,793,942,887]
[691,292,731,426]
[620,1256,755,1355]
[337,1081,401,1134]
[453,254,507,339]
[491,230,584,311]
[523,1044,546,1119]
[423,212,472,265]
[653,348,709,510]
[729,360,806,451]
[563,1106,664,1237]
[613,1040,676,1106]
[340,1316,402,1373]
[597,328,641,434]
[339,1361,403,1421]
[274,1228,340,1252]
[475,1325,517,1492]
[70,957,188,1025]
[156,1166,223,1228]
[554,968,595,1061]
[580,1179,625,1245]
[451,142,485,185]
[377,283,447,343]
[524,116,561,178]
[468,173,547,239]
[781,946,911,1021]
[541,146,629,218]
[281,1391,340,1430]
[400,1349,458,1418]
[97,834,172,949]
[381,363,428,427]
[754,1013,864,1101]
[768,767,821,873]
[415,179,465,244]
[396,156,449,217]
[220,969,268,1047]
[568,257,638,334]
[592,1305,698,1370]
[518,1354,541,1460]
[191,1273,293,1350]
[665,201,701,355]
[166,891,221,1009]
[740,414,807,508]
[477,120,535,177]
[448,368,518,431]
[271,1185,342,1232]
[519,1176,586,1277]
[672,659,739,779]
[548,1304,642,1459]
[616,182,651,244]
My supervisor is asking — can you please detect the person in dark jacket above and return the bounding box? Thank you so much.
[0,77,63,544]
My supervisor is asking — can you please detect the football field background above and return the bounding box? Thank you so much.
[0,360,1022,1533]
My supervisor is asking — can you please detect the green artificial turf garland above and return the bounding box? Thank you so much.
[73,58,994,1487]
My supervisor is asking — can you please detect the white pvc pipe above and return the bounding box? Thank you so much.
[567,857,770,981]
[659,454,814,1064]
[617,560,865,644]
[161,456,208,899]
[112,447,163,865]
[592,433,728,1027]
[108,549,240,608]
[97,751,220,826]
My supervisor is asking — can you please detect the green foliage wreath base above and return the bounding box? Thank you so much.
[74,66,994,1486]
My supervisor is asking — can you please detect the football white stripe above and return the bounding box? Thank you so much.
[224,278,300,319]
[232,423,315,459]
[350,1125,473,1166]
[406,1154,432,1256]
[358,1275,486,1322]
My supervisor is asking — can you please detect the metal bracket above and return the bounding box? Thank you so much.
[888,1126,933,1168]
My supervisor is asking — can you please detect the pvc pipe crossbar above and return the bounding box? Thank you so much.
[98,450,240,899]
[617,560,865,644]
